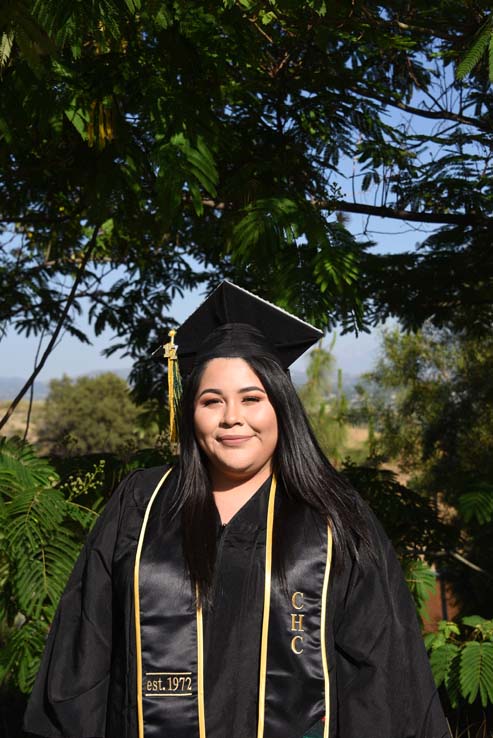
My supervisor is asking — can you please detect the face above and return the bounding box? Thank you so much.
[193,357,278,486]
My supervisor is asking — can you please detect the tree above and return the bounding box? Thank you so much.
[2,1,493,418]
[298,341,348,465]
[358,326,493,616]
[38,372,158,455]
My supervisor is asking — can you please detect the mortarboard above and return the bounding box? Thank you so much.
[169,280,323,374]
[161,281,323,442]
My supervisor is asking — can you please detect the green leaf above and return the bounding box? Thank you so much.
[462,615,489,628]
[189,181,204,217]
[437,620,461,638]
[0,439,103,691]
[0,437,59,494]
[64,100,90,141]
[458,486,493,524]
[0,619,48,693]
[403,559,437,617]
[0,32,14,68]
[462,616,493,641]
[260,11,276,25]
[456,18,492,80]
[231,198,300,258]
[460,642,493,707]
[124,0,141,12]
[361,172,372,192]
[430,643,459,688]
[171,134,218,197]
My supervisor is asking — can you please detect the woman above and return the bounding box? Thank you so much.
[24,282,450,738]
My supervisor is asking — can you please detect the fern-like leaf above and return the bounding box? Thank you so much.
[7,486,82,620]
[65,500,100,529]
[402,558,437,617]
[0,439,102,692]
[460,642,493,707]
[429,643,459,688]
[0,436,59,496]
[0,620,48,693]
[456,16,493,80]
[458,485,493,524]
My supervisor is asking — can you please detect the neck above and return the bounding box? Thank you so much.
[210,465,272,524]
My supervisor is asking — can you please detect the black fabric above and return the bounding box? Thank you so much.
[24,467,450,738]
[203,480,268,738]
[165,281,323,374]
[137,469,200,738]
[203,479,328,738]
[192,323,285,371]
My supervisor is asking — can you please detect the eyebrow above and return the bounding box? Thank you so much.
[197,386,266,398]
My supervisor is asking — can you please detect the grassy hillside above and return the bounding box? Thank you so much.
[0,400,45,444]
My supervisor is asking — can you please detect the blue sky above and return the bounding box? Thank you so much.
[0,213,419,384]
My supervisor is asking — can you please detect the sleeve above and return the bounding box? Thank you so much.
[331,515,451,738]
[23,473,136,738]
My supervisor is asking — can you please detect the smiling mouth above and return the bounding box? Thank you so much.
[217,435,253,444]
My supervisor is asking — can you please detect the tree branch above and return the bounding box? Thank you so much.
[319,200,484,226]
[353,87,486,130]
[0,224,100,432]
[200,197,486,226]
[23,328,45,442]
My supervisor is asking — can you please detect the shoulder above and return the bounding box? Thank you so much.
[331,501,415,630]
[86,465,177,546]
[113,464,176,512]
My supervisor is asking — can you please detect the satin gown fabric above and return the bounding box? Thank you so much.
[24,466,450,738]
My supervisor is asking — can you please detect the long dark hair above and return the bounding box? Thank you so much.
[176,353,371,602]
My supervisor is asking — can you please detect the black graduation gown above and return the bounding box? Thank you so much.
[24,466,450,738]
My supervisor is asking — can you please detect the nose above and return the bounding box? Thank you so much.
[220,399,243,427]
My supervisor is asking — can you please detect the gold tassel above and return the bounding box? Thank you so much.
[163,329,181,446]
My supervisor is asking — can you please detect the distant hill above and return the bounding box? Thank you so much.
[0,377,50,401]
[0,369,130,401]
[292,369,360,397]
[0,367,367,402]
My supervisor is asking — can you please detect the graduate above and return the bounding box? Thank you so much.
[24,281,450,738]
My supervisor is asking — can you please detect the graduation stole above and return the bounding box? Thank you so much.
[133,469,333,738]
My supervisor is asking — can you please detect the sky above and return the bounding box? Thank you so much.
[0,214,421,385]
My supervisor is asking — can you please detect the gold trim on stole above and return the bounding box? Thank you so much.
[133,468,173,738]
[256,475,278,738]
[320,526,333,738]
[196,592,206,738]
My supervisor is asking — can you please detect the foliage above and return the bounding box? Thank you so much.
[37,372,161,455]
[357,326,493,616]
[0,433,172,695]
[0,436,105,693]
[2,2,493,413]
[49,445,174,504]
[426,617,493,709]
[298,342,349,466]
[457,13,493,81]
[342,462,453,560]
[402,558,438,621]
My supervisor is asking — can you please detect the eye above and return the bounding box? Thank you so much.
[202,397,222,407]
[242,395,261,403]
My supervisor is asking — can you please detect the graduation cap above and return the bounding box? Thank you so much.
[161,281,323,441]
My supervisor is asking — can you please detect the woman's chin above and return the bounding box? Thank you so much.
[211,459,272,487]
